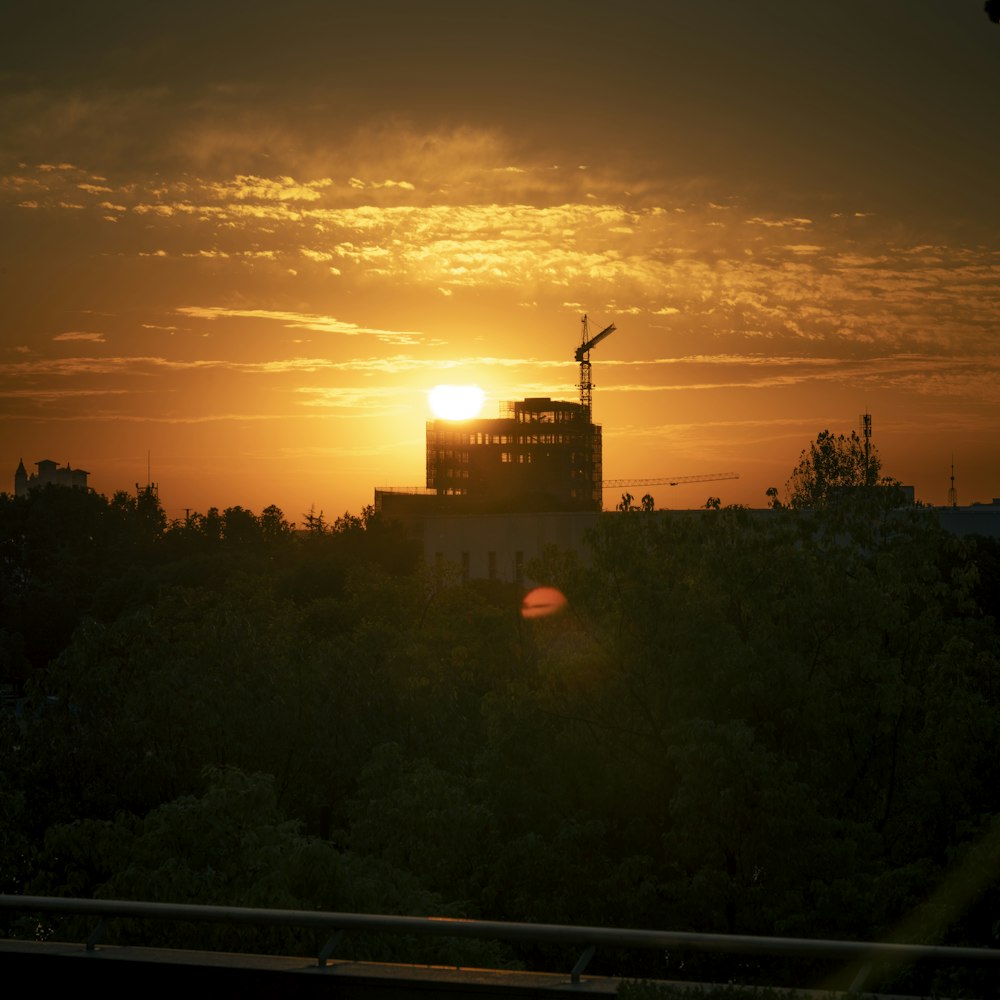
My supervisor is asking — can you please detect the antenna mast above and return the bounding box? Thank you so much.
[859,411,872,485]
[948,456,958,508]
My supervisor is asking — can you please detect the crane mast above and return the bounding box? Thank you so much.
[576,314,616,420]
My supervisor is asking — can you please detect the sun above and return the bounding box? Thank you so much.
[428,384,485,420]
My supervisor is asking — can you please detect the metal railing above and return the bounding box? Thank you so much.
[2,894,999,991]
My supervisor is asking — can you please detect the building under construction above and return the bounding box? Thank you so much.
[377,317,614,518]
[427,396,601,508]
[377,396,601,517]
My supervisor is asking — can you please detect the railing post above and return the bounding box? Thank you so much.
[571,943,596,983]
[318,929,344,967]
[86,918,107,951]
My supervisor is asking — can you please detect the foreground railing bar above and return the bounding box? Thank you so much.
[3,894,999,968]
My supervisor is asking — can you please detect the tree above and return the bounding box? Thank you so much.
[785,429,882,508]
[617,492,656,512]
[617,492,635,512]
[303,505,327,534]
[259,504,293,542]
[222,505,260,545]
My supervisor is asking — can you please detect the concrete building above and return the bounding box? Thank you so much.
[383,503,1000,586]
[935,499,1000,537]
[421,509,599,584]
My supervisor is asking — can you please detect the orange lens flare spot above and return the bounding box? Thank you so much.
[521,586,568,619]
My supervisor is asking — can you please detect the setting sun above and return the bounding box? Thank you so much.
[428,384,485,421]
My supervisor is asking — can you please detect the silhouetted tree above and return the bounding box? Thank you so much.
[617,492,636,511]
[785,429,883,508]
[222,505,260,545]
[259,504,293,541]
[303,505,327,534]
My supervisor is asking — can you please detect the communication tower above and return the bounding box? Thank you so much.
[859,411,873,486]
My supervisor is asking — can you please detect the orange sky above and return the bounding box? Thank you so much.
[2,2,998,521]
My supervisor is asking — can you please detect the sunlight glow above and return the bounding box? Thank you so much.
[428,384,485,420]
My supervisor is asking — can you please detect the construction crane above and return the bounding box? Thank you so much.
[576,314,616,419]
[602,473,739,489]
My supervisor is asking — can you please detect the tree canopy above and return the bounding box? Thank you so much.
[1,484,998,994]
[784,428,886,508]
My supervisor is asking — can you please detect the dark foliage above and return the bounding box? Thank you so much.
[1,485,998,994]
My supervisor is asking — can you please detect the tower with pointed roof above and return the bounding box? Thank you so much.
[14,459,28,498]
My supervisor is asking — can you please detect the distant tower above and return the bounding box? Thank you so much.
[136,451,158,500]
[14,458,27,497]
[947,457,958,508]
[859,411,873,486]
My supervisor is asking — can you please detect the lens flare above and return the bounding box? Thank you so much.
[521,586,568,619]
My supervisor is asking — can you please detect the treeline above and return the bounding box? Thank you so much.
[1,485,999,993]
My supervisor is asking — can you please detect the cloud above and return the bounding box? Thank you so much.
[53,331,106,343]
[5,150,999,365]
[176,306,424,344]
[295,386,413,414]
[348,177,416,191]
[205,175,333,202]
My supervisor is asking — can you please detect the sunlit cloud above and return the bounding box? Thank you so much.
[0,388,131,399]
[205,175,332,201]
[5,156,997,360]
[745,216,813,229]
[53,331,106,343]
[175,306,424,344]
[296,386,413,415]
[348,177,416,191]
